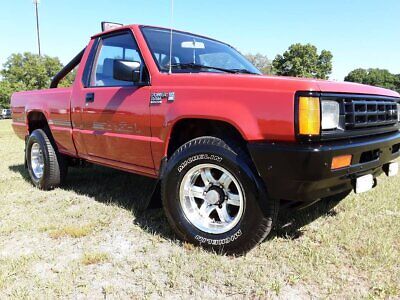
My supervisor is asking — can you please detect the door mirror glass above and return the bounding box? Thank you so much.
[113,60,141,83]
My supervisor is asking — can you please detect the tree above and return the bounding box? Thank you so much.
[345,68,400,92]
[1,52,67,90]
[245,53,272,75]
[0,81,15,108]
[0,52,73,108]
[272,43,333,79]
[397,74,400,92]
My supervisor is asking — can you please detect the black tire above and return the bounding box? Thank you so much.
[26,129,68,190]
[161,136,279,255]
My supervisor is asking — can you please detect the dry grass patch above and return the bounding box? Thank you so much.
[182,242,196,251]
[81,252,110,265]
[46,224,94,239]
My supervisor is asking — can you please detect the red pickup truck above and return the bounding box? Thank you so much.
[11,24,400,255]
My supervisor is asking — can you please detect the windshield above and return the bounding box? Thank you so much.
[141,27,261,75]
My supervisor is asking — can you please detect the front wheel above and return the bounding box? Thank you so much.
[26,129,68,190]
[161,137,279,255]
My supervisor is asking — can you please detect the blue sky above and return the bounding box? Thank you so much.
[1,0,399,80]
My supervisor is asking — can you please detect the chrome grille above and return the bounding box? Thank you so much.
[344,100,398,129]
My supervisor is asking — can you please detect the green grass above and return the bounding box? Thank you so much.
[0,119,399,298]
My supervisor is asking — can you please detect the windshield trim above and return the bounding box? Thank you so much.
[139,25,260,75]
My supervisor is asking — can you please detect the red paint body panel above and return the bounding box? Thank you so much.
[11,88,75,155]
[10,24,400,177]
[70,85,154,169]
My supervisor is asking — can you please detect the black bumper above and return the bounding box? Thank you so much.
[248,131,400,201]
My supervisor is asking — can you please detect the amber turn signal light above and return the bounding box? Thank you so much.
[298,97,320,135]
[331,155,352,170]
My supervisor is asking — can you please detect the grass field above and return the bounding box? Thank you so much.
[0,119,399,299]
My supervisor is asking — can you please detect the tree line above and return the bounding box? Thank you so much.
[1,44,399,108]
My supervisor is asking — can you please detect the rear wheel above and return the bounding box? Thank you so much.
[26,129,68,190]
[162,136,279,255]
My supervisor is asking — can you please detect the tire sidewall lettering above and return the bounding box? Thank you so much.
[177,154,222,173]
[194,229,243,246]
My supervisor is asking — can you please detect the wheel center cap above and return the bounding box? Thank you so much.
[205,190,220,205]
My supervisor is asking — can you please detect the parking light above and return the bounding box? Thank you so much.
[331,155,352,170]
[298,96,320,135]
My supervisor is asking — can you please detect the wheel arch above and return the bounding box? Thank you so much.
[26,110,51,134]
[165,117,249,159]
[25,110,59,153]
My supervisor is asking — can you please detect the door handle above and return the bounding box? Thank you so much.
[85,93,95,103]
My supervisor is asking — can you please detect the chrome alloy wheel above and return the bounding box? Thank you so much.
[179,163,245,234]
[31,142,44,179]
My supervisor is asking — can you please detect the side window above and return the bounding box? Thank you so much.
[90,33,143,87]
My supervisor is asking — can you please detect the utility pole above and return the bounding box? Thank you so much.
[33,0,41,56]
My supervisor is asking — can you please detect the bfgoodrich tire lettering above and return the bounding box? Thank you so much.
[162,136,279,255]
[26,129,67,190]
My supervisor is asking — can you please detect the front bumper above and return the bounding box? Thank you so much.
[248,131,400,201]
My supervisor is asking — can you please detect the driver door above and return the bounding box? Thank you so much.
[72,31,154,170]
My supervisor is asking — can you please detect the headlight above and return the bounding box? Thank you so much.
[321,100,339,130]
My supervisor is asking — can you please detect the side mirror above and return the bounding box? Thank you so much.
[113,60,141,83]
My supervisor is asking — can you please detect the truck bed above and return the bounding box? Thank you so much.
[11,88,76,155]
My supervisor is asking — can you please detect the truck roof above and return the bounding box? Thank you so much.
[91,24,219,44]
[91,24,140,38]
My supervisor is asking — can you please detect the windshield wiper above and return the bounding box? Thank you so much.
[169,63,253,74]
[230,69,260,75]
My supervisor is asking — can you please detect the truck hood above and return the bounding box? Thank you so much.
[256,75,400,98]
[315,79,400,98]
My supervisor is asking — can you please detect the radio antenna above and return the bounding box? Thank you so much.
[168,0,174,75]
